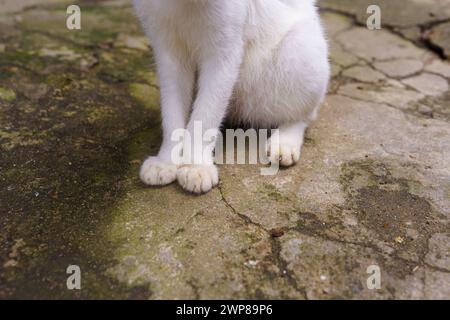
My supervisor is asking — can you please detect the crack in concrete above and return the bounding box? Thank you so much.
[217,183,308,299]
[337,92,440,122]
[218,174,449,295]
[289,216,450,276]
[186,278,201,300]
[332,35,429,85]
[326,39,447,119]
[320,7,448,59]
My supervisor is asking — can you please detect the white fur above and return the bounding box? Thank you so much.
[134,0,330,194]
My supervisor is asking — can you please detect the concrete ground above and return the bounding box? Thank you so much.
[0,0,449,299]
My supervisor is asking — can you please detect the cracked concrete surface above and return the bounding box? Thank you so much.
[0,0,449,299]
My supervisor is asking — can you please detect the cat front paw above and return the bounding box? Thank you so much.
[140,156,178,186]
[266,141,301,167]
[177,164,219,194]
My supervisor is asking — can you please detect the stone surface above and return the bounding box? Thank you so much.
[337,83,425,110]
[0,0,449,299]
[320,0,450,28]
[425,59,450,78]
[336,27,425,61]
[319,0,450,59]
[373,59,424,78]
[428,21,450,59]
[402,73,449,96]
[343,66,386,83]
[425,233,450,271]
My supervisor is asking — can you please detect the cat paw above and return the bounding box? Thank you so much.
[177,164,219,194]
[266,141,301,167]
[139,157,178,186]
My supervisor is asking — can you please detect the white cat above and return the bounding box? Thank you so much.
[134,0,330,194]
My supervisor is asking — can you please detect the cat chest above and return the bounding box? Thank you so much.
[157,10,214,55]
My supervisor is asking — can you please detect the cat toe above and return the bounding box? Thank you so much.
[177,164,219,194]
[140,157,178,186]
[266,142,301,167]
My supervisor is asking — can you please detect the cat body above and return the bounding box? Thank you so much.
[134,0,330,193]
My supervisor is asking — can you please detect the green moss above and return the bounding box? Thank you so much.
[0,87,16,101]
[0,0,166,299]
[129,83,160,111]
[258,183,289,202]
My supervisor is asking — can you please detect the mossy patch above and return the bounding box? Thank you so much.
[0,87,16,101]
[340,159,447,275]
[129,83,160,112]
[0,0,163,299]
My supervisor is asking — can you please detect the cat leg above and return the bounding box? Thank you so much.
[262,20,328,168]
[140,46,195,186]
[177,45,244,194]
